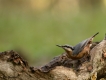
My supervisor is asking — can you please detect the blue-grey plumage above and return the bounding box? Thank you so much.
[72,32,99,56]
[72,38,90,56]
[57,32,99,60]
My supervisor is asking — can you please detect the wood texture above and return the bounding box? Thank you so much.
[0,38,106,80]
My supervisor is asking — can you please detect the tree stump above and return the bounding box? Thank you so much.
[0,35,106,80]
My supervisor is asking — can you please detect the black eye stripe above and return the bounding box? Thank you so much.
[62,45,74,50]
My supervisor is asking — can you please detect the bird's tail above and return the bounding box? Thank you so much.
[92,32,99,38]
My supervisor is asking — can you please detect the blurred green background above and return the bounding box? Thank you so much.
[0,0,106,66]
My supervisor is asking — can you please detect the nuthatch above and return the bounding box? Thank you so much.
[57,32,99,60]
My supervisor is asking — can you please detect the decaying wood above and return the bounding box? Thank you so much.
[0,37,106,80]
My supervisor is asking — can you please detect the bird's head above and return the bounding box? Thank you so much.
[56,44,73,52]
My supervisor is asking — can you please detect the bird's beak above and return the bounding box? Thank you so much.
[56,45,62,47]
[56,45,61,47]
[89,32,99,42]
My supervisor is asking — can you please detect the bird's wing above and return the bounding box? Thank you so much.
[72,38,90,56]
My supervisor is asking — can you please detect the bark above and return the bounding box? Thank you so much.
[0,37,106,80]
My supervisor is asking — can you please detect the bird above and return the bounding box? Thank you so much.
[57,32,99,60]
